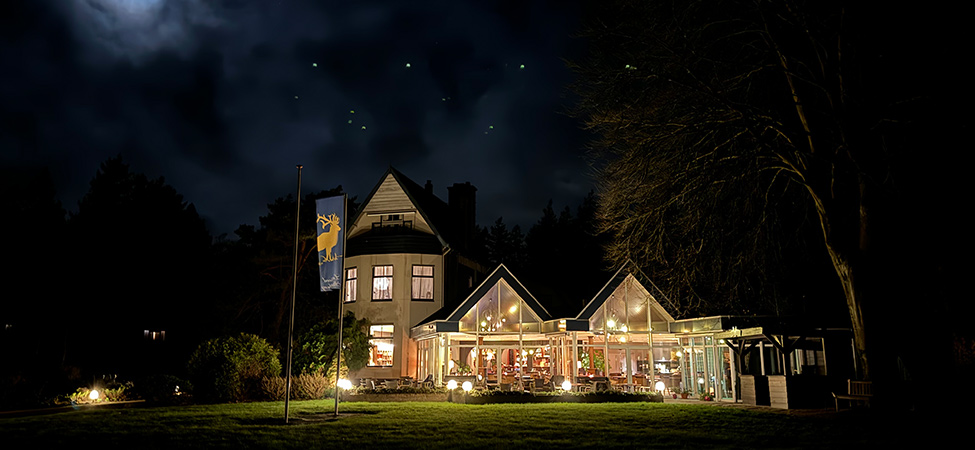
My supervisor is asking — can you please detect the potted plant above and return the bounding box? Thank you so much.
[699,392,714,401]
[674,387,691,399]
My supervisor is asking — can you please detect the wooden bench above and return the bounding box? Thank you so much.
[832,380,872,411]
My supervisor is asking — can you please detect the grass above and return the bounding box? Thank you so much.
[0,400,937,449]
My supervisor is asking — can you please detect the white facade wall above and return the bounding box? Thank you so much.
[344,253,444,379]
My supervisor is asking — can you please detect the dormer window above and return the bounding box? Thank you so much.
[372,212,414,229]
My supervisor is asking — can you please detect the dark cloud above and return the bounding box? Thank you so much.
[1,0,592,235]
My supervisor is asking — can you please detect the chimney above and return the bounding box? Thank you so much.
[425,180,434,195]
[448,182,477,252]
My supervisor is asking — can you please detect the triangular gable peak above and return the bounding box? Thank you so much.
[577,263,675,334]
[347,168,445,244]
[447,264,552,333]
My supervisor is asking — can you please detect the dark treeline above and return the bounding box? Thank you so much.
[470,194,610,319]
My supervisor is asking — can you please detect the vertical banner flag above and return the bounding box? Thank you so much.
[316,195,345,292]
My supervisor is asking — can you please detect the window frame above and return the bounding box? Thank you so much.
[367,324,395,367]
[411,265,435,301]
[372,265,393,301]
[344,267,357,303]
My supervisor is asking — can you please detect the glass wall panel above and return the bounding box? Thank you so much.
[578,344,606,377]
[459,285,498,332]
[605,294,626,333]
[589,306,605,333]
[477,285,500,332]
[626,294,650,332]
[499,282,521,332]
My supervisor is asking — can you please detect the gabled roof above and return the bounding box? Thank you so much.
[348,166,454,248]
[415,264,552,328]
[444,264,552,322]
[577,261,675,323]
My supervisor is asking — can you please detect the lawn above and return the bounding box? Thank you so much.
[0,400,932,449]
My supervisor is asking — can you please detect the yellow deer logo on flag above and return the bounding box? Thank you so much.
[317,213,342,262]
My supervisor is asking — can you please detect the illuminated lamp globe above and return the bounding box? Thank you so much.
[447,380,458,390]
[655,381,666,392]
[337,379,353,390]
[89,389,99,400]
[561,380,572,391]
[462,381,473,392]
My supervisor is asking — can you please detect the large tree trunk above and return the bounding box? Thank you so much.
[825,244,870,379]
[810,175,873,380]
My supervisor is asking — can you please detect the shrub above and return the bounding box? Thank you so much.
[102,385,129,402]
[66,387,104,405]
[137,374,192,405]
[260,373,330,400]
[353,386,448,395]
[260,376,287,401]
[294,373,328,400]
[293,312,371,376]
[187,333,282,403]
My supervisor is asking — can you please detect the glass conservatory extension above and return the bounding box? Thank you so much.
[411,265,681,392]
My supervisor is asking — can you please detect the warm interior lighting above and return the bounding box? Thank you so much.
[606,319,616,328]
[509,305,517,314]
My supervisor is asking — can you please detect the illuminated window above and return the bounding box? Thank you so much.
[368,325,394,367]
[143,330,166,341]
[412,265,434,301]
[345,267,357,303]
[372,265,393,300]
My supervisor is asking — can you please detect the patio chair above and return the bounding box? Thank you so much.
[513,378,525,392]
[592,377,611,392]
[576,376,593,392]
[421,374,434,389]
[530,378,547,392]
[550,375,565,391]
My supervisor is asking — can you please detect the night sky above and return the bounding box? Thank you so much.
[2,0,591,235]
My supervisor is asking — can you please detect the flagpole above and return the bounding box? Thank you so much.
[334,194,347,416]
[285,164,302,424]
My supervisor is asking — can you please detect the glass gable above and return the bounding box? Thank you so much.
[458,279,542,333]
[589,275,654,333]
